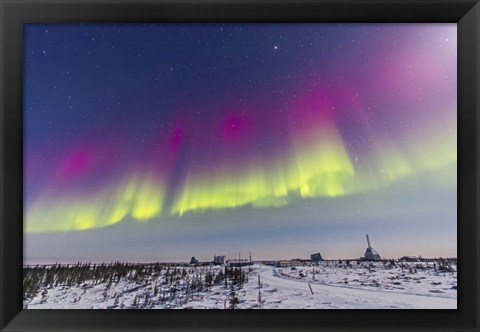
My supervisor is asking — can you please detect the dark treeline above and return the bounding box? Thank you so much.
[23,262,249,309]
[24,262,163,302]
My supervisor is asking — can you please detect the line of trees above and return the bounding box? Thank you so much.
[24,262,165,302]
[24,263,250,309]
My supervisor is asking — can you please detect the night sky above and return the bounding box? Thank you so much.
[24,24,457,263]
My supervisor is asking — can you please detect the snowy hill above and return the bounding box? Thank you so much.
[24,260,456,309]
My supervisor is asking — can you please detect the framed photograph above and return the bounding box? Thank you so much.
[1,0,479,331]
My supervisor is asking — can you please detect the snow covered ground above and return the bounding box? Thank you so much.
[25,261,456,309]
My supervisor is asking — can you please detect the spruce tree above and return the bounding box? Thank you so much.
[228,285,239,309]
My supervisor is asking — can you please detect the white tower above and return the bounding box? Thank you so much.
[363,234,381,261]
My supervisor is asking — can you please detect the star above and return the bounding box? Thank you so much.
[273,45,278,50]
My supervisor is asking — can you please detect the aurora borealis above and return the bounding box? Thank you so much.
[24,24,457,262]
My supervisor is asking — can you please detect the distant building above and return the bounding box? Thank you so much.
[310,252,323,262]
[260,260,279,267]
[276,259,304,267]
[362,234,381,261]
[213,255,226,265]
[399,256,421,262]
[226,259,252,267]
[190,256,199,265]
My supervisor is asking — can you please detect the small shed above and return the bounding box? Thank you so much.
[190,256,199,265]
[310,252,323,262]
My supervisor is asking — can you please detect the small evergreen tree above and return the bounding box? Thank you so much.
[205,272,213,290]
[214,271,224,285]
[114,294,120,307]
[228,286,239,309]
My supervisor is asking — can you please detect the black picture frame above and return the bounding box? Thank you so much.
[1,0,479,331]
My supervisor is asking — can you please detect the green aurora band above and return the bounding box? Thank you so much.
[25,113,456,233]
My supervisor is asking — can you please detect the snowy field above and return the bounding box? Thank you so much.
[24,261,457,309]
